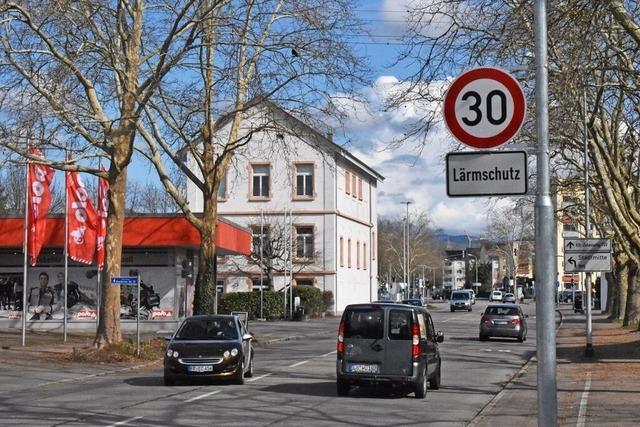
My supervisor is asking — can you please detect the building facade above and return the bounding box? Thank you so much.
[186,104,383,313]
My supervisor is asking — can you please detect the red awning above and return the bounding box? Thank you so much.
[0,215,251,256]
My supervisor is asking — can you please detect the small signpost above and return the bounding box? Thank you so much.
[563,238,612,273]
[446,151,527,197]
[111,275,141,356]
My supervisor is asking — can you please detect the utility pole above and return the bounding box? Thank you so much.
[534,0,558,425]
[402,201,411,297]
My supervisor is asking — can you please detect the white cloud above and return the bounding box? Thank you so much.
[335,75,511,235]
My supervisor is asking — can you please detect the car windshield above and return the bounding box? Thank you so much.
[452,293,469,300]
[485,307,519,316]
[493,291,501,295]
[175,318,238,340]
[344,308,384,340]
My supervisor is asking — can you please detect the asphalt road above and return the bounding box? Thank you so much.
[0,300,537,426]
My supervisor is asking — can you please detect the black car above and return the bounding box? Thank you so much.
[164,315,254,385]
[336,303,444,399]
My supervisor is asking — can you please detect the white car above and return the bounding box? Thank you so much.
[490,290,503,302]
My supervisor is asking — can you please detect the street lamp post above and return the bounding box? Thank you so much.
[402,201,412,298]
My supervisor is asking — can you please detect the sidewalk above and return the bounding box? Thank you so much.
[470,306,640,426]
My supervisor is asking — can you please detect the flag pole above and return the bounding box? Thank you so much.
[22,157,30,347]
[63,165,69,342]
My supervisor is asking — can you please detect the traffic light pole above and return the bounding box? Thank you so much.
[534,1,558,425]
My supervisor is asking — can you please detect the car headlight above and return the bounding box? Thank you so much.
[230,348,239,357]
[166,349,174,357]
[172,351,179,358]
[223,350,230,358]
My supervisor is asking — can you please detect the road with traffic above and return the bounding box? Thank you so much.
[0,300,537,426]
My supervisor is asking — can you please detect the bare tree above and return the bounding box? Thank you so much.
[378,211,444,292]
[0,1,222,346]
[225,214,320,288]
[385,1,640,326]
[135,0,368,313]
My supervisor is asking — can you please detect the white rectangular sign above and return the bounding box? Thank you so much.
[564,253,612,272]
[446,151,528,197]
[564,238,611,253]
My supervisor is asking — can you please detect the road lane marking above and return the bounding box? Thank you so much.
[247,373,272,382]
[321,350,337,357]
[185,389,221,403]
[289,360,309,368]
[576,372,592,427]
[106,416,143,427]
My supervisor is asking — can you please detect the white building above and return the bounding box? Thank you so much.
[186,103,384,313]
[443,260,465,290]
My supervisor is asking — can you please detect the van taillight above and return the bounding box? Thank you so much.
[481,316,492,325]
[412,323,420,358]
[337,322,345,355]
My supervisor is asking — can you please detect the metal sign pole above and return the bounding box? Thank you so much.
[534,0,558,425]
[136,275,140,357]
[583,89,594,357]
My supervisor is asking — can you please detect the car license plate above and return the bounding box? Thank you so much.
[188,365,213,373]
[495,320,508,325]
[347,363,379,374]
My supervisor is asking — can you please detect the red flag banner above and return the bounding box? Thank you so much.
[96,167,109,270]
[27,151,55,266]
[67,171,99,264]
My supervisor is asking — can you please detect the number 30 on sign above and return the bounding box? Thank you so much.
[443,67,526,149]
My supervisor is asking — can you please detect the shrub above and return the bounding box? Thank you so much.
[218,291,285,320]
[322,290,334,313]
[292,285,324,318]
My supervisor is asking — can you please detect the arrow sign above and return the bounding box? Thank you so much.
[564,253,612,272]
[564,238,611,253]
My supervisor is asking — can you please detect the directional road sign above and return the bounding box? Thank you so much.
[443,67,526,149]
[564,253,612,273]
[564,238,611,253]
[110,276,139,285]
[446,151,528,197]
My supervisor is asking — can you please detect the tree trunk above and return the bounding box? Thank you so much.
[193,194,217,314]
[604,272,614,316]
[94,164,128,347]
[623,262,640,326]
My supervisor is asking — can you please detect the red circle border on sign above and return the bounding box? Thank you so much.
[443,67,526,149]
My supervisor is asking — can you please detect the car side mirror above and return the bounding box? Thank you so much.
[242,333,253,341]
[436,331,444,343]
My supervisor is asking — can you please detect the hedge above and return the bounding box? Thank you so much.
[217,287,334,320]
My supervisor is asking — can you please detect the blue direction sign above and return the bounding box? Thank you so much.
[110,276,139,285]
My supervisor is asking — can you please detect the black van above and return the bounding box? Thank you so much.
[336,303,444,398]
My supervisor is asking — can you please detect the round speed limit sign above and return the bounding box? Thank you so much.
[443,67,526,149]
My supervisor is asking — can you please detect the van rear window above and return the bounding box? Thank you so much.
[344,309,384,339]
[389,310,413,340]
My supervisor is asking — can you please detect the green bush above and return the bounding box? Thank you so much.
[217,287,335,319]
[218,291,285,320]
[292,286,324,317]
[322,290,334,313]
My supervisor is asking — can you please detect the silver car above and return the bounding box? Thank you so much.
[479,304,528,342]
[503,293,516,303]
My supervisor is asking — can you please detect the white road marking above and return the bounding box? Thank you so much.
[289,360,309,368]
[106,416,143,427]
[322,350,337,357]
[576,372,592,427]
[497,349,512,353]
[184,389,221,403]
[247,373,272,382]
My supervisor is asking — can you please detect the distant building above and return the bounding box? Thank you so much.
[186,102,384,313]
